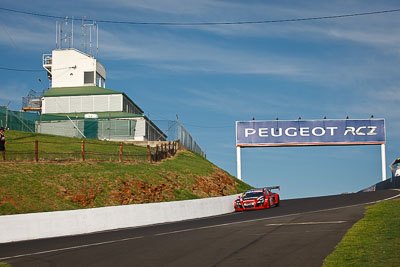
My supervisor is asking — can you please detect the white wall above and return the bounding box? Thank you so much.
[51,49,105,88]
[42,95,123,114]
[0,195,237,243]
[36,121,83,138]
[96,61,106,80]
[133,119,166,141]
[135,119,146,141]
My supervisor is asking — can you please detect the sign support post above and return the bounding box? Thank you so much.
[381,144,386,181]
[236,146,242,181]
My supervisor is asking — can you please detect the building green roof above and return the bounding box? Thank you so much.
[44,86,122,97]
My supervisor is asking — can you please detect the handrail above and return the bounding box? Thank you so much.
[42,54,52,65]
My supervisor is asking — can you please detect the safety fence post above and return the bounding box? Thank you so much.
[147,145,152,164]
[156,145,159,162]
[81,140,85,161]
[119,142,123,162]
[34,140,39,162]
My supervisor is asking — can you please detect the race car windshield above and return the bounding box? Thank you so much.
[243,191,264,198]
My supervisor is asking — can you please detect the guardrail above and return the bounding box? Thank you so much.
[0,195,237,243]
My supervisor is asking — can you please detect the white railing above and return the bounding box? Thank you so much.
[42,54,52,65]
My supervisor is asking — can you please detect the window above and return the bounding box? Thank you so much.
[84,72,95,84]
[96,72,105,87]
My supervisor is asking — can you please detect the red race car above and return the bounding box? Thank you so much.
[234,186,280,211]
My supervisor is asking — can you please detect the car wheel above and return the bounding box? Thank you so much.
[275,195,280,207]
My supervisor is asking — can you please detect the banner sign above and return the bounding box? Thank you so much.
[236,119,385,147]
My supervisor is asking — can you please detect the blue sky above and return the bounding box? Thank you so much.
[0,0,399,199]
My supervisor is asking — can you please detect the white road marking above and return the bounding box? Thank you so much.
[1,191,400,261]
[265,221,347,226]
[154,191,400,236]
[0,236,144,261]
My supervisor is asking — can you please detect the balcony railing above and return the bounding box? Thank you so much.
[42,54,52,65]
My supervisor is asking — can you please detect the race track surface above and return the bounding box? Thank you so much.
[1,189,399,267]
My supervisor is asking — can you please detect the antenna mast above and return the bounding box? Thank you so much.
[56,17,74,49]
[81,18,99,57]
[53,17,99,57]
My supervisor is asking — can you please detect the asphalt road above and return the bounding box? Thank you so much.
[1,189,399,267]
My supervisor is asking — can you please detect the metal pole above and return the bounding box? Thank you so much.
[89,23,92,55]
[5,105,8,129]
[56,21,58,49]
[381,144,387,181]
[96,23,99,58]
[236,146,242,181]
[60,21,63,49]
[72,17,74,48]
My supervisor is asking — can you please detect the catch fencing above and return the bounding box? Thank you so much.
[0,106,38,132]
[153,120,206,158]
[0,107,206,158]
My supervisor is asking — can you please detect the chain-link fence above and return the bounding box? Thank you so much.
[153,120,206,158]
[1,107,206,159]
[0,106,38,132]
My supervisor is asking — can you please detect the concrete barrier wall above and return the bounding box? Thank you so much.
[0,194,238,243]
[360,176,400,192]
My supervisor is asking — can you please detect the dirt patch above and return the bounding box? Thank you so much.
[0,196,19,210]
[51,169,238,207]
[110,176,182,205]
[192,169,237,197]
[55,181,103,207]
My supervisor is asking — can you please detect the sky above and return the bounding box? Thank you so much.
[0,0,399,199]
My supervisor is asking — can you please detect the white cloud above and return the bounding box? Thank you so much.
[171,87,312,118]
[98,26,310,77]
[2,1,399,83]
[0,15,55,50]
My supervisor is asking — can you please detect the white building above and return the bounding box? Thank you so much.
[43,48,106,88]
[38,48,166,142]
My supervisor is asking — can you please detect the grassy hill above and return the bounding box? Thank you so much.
[3,130,149,162]
[0,130,252,215]
[323,198,400,266]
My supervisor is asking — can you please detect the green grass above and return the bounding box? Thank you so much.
[323,198,400,267]
[3,129,148,161]
[0,130,253,215]
[0,263,10,267]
